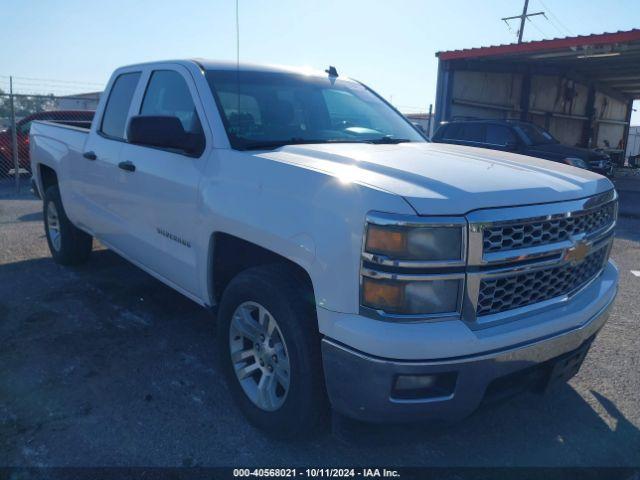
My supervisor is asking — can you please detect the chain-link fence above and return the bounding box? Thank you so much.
[0,75,103,192]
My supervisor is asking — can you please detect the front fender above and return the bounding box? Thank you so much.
[195,149,413,314]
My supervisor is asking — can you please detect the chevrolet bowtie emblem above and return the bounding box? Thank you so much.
[563,240,590,265]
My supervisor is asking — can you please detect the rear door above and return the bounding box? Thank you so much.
[437,122,486,148]
[68,70,143,239]
[484,124,519,152]
[113,66,210,295]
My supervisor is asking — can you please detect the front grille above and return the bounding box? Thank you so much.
[483,201,615,253]
[477,247,607,316]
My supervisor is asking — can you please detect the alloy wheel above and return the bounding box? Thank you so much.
[229,301,291,411]
[46,201,62,252]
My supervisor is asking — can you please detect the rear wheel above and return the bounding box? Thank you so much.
[43,185,93,265]
[217,265,328,438]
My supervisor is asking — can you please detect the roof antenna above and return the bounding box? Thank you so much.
[325,66,339,77]
[235,0,240,70]
[235,0,241,133]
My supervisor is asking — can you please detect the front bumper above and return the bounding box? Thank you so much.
[590,162,614,177]
[321,266,617,423]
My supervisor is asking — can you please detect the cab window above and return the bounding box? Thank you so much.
[100,72,141,139]
[140,70,204,138]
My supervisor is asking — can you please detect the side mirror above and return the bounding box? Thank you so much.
[128,115,199,154]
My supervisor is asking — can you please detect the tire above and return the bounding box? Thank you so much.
[43,185,93,265]
[217,264,328,438]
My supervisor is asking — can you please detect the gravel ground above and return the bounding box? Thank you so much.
[0,178,639,468]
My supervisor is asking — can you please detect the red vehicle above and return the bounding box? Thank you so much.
[0,110,94,175]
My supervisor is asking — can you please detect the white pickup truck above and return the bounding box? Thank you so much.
[30,60,618,437]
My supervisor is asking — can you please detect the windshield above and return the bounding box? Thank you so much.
[515,123,558,146]
[206,70,425,150]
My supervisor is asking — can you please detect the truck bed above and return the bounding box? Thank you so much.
[29,120,89,178]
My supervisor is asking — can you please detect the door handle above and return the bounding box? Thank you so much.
[83,151,97,160]
[118,161,136,172]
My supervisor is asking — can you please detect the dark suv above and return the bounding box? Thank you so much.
[431,120,614,177]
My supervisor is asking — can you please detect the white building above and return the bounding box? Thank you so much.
[404,113,435,137]
[54,92,102,111]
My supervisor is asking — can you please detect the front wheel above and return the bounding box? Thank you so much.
[43,185,93,265]
[217,265,328,438]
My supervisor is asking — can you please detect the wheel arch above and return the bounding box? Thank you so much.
[207,232,316,309]
[38,163,58,194]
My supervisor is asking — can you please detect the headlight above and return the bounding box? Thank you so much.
[364,220,465,263]
[564,157,589,169]
[361,214,466,319]
[361,273,462,316]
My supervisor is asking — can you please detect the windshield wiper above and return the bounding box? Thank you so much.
[367,136,411,144]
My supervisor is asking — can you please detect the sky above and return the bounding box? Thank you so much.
[1,0,639,124]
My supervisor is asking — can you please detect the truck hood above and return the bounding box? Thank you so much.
[259,142,613,215]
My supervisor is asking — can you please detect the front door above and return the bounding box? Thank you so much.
[113,67,209,295]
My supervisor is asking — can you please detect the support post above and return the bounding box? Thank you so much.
[581,85,596,148]
[621,98,634,166]
[9,76,19,193]
[426,103,433,137]
[519,71,531,122]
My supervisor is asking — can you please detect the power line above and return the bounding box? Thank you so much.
[0,75,103,87]
[526,15,550,39]
[537,0,574,37]
[501,0,546,43]
[540,14,568,37]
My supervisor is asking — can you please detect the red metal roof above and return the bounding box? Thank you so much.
[436,29,640,61]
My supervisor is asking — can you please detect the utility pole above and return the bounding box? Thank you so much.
[502,0,545,43]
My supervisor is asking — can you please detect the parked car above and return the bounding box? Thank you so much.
[431,119,615,177]
[0,110,94,174]
[30,61,618,438]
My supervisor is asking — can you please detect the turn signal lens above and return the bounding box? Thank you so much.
[365,225,407,255]
[362,277,403,311]
[362,276,461,315]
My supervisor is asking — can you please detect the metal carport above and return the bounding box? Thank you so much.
[434,29,640,163]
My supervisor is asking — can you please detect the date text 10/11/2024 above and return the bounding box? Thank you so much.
[233,468,401,478]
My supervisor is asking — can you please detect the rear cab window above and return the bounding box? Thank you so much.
[100,72,141,139]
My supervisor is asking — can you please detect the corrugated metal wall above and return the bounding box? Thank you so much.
[446,69,628,150]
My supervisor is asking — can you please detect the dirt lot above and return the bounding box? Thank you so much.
[0,177,639,467]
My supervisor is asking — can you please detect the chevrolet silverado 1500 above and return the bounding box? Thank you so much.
[30,60,618,437]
